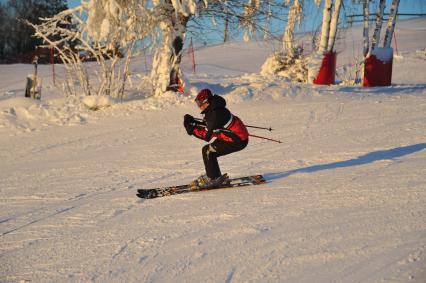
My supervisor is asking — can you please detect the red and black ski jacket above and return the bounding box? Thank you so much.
[192,95,249,144]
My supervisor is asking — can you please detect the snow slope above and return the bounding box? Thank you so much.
[1,17,426,283]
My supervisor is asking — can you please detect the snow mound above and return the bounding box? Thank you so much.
[82,95,114,111]
[0,97,91,132]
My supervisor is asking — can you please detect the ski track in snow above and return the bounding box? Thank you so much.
[1,17,426,283]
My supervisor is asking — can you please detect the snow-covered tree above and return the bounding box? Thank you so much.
[150,0,195,96]
[151,0,277,95]
[92,0,293,96]
[29,0,157,98]
[30,0,296,97]
[283,0,303,58]
[261,0,307,82]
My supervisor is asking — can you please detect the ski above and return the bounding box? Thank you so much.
[136,175,266,199]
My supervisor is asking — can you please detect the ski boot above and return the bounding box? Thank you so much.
[191,173,229,189]
[190,174,208,188]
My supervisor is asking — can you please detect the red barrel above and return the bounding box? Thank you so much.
[363,48,393,87]
[313,51,337,85]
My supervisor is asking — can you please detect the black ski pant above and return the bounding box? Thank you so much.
[202,139,248,179]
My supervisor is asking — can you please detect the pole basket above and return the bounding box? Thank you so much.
[313,51,337,85]
[363,47,393,87]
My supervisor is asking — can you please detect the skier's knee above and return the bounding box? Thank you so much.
[202,144,216,159]
[202,144,209,156]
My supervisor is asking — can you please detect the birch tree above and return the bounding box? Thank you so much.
[326,0,341,53]
[383,0,400,48]
[362,0,369,57]
[366,0,400,53]
[318,0,332,55]
[308,0,342,83]
[371,0,386,51]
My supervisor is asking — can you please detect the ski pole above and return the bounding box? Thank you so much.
[193,118,273,131]
[246,125,273,132]
[191,123,282,144]
[249,134,282,143]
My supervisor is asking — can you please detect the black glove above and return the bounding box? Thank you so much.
[184,114,195,127]
[184,114,195,135]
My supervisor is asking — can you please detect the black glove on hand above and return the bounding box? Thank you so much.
[184,114,195,135]
[184,114,195,127]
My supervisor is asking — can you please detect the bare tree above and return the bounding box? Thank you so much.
[28,2,154,98]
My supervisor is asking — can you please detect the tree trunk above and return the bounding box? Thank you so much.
[318,0,332,55]
[167,16,189,92]
[223,0,229,42]
[151,2,189,95]
[326,0,342,53]
[362,0,370,57]
[223,14,229,42]
[383,0,400,48]
[371,0,386,51]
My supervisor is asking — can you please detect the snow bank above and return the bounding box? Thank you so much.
[0,97,91,132]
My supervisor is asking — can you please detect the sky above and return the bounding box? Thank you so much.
[65,1,426,28]
[64,0,426,45]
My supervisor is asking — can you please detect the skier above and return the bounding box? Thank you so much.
[183,88,249,189]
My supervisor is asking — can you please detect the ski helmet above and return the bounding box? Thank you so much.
[195,89,212,106]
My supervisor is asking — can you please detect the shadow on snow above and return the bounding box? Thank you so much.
[264,143,426,181]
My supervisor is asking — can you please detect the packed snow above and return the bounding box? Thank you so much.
[1,17,426,283]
